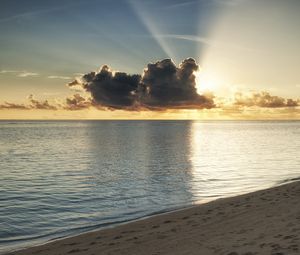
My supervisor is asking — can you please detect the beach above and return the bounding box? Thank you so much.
[7,180,300,255]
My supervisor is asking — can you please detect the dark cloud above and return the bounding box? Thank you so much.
[140,58,215,109]
[68,79,81,87]
[234,92,299,108]
[69,66,141,110]
[67,58,215,110]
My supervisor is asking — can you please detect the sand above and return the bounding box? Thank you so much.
[7,180,300,255]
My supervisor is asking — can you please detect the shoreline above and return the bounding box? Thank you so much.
[2,199,210,254]
[1,188,264,254]
[6,180,300,255]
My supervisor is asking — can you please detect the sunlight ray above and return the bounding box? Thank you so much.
[128,0,177,62]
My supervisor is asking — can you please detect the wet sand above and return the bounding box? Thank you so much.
[7,180,300,255]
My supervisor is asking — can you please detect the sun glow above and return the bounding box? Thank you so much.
[195,70,220,94]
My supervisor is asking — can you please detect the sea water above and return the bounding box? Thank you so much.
[0,120,299,253]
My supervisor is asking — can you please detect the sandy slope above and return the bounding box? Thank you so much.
[7,181,300,255]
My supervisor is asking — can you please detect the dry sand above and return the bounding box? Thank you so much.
[7,180,300,255]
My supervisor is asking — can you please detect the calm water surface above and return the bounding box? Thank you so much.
[0,120,299,253]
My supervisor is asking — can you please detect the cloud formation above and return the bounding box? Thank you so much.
[68,58,215,110]
[1,58,299,117]
[234,91,299,108]
[0,94,94,111]
[28,95,57,110]
[140,58,215,109]
[0,95,57,110]
[0,102,28,110]
[68,65,141,110]
[64,94,92,110]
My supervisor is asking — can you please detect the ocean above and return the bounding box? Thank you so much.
[0,120,299,253]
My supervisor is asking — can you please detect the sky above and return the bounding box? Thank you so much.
[0,0,299,119]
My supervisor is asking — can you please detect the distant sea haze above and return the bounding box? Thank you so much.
[0,120,299,254]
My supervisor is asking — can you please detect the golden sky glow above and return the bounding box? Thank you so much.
[0,106,299,120]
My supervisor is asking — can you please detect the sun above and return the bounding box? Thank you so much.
[195,70,219,94]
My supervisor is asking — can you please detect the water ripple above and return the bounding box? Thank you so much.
[0,120,299,253]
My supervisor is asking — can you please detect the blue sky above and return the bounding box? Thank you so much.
[0,0,219,73]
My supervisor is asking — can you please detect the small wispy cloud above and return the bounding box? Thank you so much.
[0,1,88,23]
[47,75,71,80]
[73,73,84,76]
[0,7,64,23]
[18,72,39,77]
[0,70,19,74]
[213,0,247,6]
[163,0,199,9]
[155,34,263,53]
[0,70,39,77]
[0,70,74,79]
[156,34,213,46]
[163,0,246,9]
